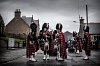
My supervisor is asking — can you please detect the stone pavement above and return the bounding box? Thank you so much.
[0,48,100,66]
[68,50,100,66]
[31,49,100,66]
[0,48,26,65]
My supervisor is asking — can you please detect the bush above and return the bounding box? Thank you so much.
[0,37,25,43]
[15,38,25,43]
[0,37,8,41]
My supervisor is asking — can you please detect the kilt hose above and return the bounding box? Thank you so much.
[26,44,36,58]
[84,32,91,56]
[58,32,67,59]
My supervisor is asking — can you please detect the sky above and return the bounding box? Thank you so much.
[0,0,100,33]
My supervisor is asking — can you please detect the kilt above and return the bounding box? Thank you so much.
[84,32,91,56]
[76,39,82,52]
[58,32,67,59]
[26,44,36,58]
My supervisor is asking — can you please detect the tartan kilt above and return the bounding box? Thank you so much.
[76,40,82,52]
[73,40,77,48]
[84,32,91,56]
[26,44,36,58]
[58,32,67,59]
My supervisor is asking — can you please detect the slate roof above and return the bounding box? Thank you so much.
[22,16,39,27]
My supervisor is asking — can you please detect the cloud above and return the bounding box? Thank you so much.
[0,0,100,32]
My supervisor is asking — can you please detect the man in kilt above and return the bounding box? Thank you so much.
[41,23,54,60]
[72,32,82,54]
[26,22,37,62]
[83,26,91,60]
[55,23,67,61]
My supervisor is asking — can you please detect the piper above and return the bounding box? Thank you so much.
[55,23,67,61]
[41,23,51,60]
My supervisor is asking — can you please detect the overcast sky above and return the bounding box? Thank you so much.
[0,0,100,32]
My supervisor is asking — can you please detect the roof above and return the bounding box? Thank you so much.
[5,17,30,35]
[84,23,100,35]
[6,17,29,28]
[22,16,39,26]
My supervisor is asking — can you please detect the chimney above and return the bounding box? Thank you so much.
[15,9,21,18]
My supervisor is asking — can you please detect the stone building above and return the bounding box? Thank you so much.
[79,17,100,41]
[78,17,100,48]
[84,23,100,48]
[5,9,40,37]
[22,15,40,37]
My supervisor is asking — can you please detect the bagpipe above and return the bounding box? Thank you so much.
[53,30,61,59]
[44,33,50,52]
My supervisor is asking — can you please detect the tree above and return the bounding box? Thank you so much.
[0,14,5,36]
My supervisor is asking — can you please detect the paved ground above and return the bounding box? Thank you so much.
[0,48,25,64]
[0,48,100,66]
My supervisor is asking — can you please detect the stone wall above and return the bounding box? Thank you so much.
[5,18,30,35]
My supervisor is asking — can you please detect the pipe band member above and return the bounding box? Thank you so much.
[41,23,51,60]
[26,22,37,62]
[26,32,37,62]
[83,26,91,60]
[55,23,67,61]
